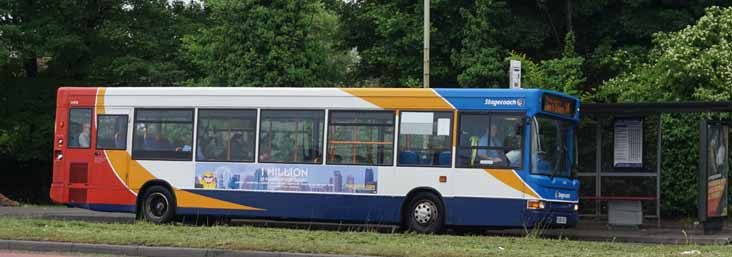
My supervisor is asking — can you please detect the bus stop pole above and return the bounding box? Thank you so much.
[423,0,430,88]
[656,114,662,228]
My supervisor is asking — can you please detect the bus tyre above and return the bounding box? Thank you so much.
[141,186,176,224]
[405,192,444,234]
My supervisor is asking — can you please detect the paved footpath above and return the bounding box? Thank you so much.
[0,251,99,257]
[0,240,371,257]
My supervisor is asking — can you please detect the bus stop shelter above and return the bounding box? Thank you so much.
[578,102,732,227]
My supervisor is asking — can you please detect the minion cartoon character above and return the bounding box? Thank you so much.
[199,171,217,189]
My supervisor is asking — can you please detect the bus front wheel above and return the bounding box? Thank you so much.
[404,192,444,234]
[141,186,176,224]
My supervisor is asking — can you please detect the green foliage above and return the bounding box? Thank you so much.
[507,32,585,96]
[593,6,732,216]
[452,0,505,88]
[0,79,59,162]
[594,6,732,103]
[182,0,350,87]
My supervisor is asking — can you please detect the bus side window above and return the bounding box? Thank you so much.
[397,111,452,167]
[456,113,523,168]
[196,109,256,162]
[326,111,395,166]
[68,108,92,149]
[259,110,324,164]
[131,109,194,161]
[96,115,128,150]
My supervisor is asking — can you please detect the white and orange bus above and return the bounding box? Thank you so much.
[51,87,579,233]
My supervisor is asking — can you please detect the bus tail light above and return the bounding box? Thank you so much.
[527,200,545,209]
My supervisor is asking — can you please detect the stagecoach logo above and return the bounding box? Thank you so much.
[484,98,524,107]
[555,191,571,200]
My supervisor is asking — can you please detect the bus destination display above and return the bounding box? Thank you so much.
[542,94,575,116]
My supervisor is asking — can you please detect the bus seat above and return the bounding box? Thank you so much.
[418,153,433,165]
[438,151,451,166]
[399,151,418,165]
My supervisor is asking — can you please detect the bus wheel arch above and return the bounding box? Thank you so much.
[400,187,445,234]
[136,180,177,224]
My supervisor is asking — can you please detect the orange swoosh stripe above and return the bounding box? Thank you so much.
[341,88,454,110]
[96,88,264,211]
[485,169,539,198]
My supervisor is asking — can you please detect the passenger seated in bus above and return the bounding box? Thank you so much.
[229,132,252,160]
[143,127,174,151]
[113,128,126,149]
[477,124,508,166]
[259,146,272,162]
[78,122,91,148]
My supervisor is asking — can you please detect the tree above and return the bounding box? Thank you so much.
[592,6,732,216]
[508,32,585,96]
[452,0,505,88]
[87,0,205,87]
[182,0,350,87]
[595,6,732,103]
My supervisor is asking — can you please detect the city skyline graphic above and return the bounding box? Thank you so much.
[194,163,377,194]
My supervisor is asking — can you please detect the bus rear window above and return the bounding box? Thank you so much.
[68,108,92,149]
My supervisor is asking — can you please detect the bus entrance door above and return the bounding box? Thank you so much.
[63,107,96,207]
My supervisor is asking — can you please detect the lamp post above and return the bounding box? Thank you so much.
[423,0,430,88]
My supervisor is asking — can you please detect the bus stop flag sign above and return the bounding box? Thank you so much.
[509,60,521,89]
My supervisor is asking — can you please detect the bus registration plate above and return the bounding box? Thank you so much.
[556,216,567,224]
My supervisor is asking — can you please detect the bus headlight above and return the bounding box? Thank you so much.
[527,200,545,209]
[574,204,579,212]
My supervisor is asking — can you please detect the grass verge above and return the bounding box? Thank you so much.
[0,217,730,257]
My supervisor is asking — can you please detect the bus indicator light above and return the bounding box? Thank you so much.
[439,176,447,183]
[527,200,545,209]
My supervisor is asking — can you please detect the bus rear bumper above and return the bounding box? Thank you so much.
[49,183,65,205]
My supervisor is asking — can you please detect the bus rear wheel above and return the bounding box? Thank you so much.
[404,192,444,234]
[141,186,176,224]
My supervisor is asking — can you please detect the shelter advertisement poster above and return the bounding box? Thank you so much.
[194,163,378,194]
[707,177,727,217]
[613,119,643,168]
[706,124,729,218]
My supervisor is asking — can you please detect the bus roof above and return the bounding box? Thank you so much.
[59,87,579,119]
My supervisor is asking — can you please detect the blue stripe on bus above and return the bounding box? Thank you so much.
[69,192,576,227]
[179,190,404,224]
[69,203,136,213]
[177,190,577,227]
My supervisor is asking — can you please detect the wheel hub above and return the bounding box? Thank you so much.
[147,192,169,218]
[414,201,436,224]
